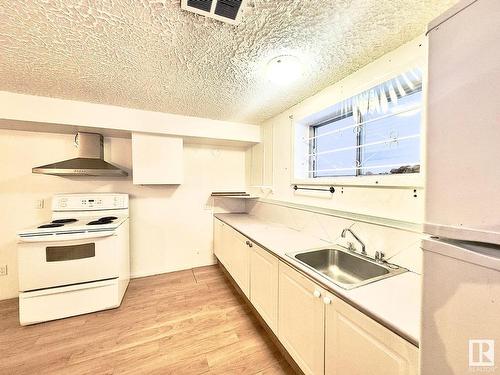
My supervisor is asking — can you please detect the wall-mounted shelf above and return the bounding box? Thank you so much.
[210,192,259,199]
[214,195,259,199]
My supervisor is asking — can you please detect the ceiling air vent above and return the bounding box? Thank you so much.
[187,0,212,12]
[181,0,247,25]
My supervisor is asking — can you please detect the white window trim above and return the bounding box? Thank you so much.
[291,123,425,188]
[291,60,427,189]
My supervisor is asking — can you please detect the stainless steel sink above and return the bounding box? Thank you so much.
[287,247,406,290]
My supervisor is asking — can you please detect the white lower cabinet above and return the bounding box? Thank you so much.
[213,218,224,262]
[278,261,325,375]
[214,219,419,375]
[250,243,279,334]
[324,291,419,375]
[218,223,250,298]
[228,228,250,298]
[214,218,231,268]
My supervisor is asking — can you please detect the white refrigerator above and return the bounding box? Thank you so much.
[421,0,500,374]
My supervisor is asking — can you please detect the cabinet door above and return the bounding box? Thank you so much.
[213,219,224,261]
[325,292,418,375]
[217,222,232,268]
[131,133,183,185]
[226,228,250,298]
[250,244,279,333]
[278,261,325,375]
[249,142,264,187]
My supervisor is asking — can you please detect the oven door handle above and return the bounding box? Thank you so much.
[18,231,116,243]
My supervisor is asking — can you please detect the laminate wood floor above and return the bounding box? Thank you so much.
[0,265,296,375]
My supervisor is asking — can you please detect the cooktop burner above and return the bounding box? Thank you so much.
[38,223,65,229]
[86,216,118,226]
[52,219,78,224]
[87,219,113,226]
[98,216,117,221]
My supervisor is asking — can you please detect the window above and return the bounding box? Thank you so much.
[308,69,422,178]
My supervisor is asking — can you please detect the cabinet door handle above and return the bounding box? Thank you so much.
[245,241,250,246]
[323,297,332,305]
[248,242,253,248]
[313,290,321,298]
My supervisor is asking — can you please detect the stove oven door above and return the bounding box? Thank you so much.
[18,231,120,292]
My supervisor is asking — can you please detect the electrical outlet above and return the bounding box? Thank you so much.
[0,265,7,276]
[34,199,45,209]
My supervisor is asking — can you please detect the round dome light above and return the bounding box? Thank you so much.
[266,55,303,85]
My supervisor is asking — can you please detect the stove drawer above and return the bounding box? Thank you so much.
[18,233,120,292]
[19,279,120,325]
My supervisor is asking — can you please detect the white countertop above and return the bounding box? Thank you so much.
[215,213,421,346]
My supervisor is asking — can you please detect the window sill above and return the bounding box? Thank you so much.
[292,174,423,188]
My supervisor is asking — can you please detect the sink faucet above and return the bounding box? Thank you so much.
[341,228,366,255]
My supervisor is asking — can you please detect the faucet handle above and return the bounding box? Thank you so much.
[346,242,356,251]
[375,251,386,263]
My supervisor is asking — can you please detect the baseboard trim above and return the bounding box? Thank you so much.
[130,261,217,280]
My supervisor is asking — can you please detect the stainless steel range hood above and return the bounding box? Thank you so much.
[33,132,128,177]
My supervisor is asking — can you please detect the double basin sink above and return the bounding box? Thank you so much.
[287,247,406,290]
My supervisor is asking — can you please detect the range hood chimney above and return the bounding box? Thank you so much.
[32,132,128,177]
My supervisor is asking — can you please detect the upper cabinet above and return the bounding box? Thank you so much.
[246,121,273,188]
[131,133,183,185]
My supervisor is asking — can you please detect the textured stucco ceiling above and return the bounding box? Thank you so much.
[0,0,456,124]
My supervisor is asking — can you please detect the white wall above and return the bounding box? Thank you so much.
[248,36,427,224]
[0,129,247,300]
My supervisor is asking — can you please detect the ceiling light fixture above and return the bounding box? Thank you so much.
[266,55,303,85]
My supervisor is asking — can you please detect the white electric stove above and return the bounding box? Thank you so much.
[17,193,130,325]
